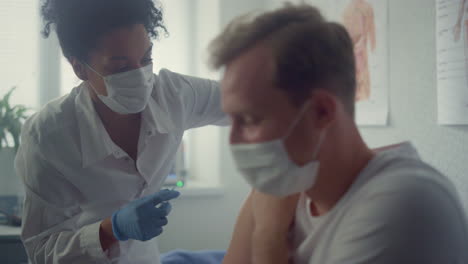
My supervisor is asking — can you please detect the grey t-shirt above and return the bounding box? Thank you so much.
[292,143,468,264]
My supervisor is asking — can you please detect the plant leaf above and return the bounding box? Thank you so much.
[0,86,30,150]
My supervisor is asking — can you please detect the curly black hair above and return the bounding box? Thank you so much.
[41,0,167,62]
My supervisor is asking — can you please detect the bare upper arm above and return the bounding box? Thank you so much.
[223,190,255,264]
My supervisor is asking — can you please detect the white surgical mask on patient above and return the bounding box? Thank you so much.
[86,63,155,114]
[230,102,326,197]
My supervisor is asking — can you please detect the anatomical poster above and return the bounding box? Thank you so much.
[329,0,389,126]
[437,0,468,125]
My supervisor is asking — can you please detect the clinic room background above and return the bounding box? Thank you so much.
[0,0,467,254]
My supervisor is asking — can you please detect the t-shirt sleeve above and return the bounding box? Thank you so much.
[325,176,468,264]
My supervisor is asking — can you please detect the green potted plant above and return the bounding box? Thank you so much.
[0,87,29,151]
[0,87,29,223]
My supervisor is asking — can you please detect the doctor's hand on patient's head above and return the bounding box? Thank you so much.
[111,189,180,241]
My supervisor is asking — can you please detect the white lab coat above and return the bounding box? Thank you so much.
[15,69,229,264]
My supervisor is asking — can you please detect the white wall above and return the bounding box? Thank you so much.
[158,0,468,253]
[0,0,40,109]
[360,0,468,209]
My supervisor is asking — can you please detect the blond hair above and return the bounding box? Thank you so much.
[208,3,357,115]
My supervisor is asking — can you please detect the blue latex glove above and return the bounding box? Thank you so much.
[111,189,180,241]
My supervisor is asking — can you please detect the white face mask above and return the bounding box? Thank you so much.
[86,63,155,114]
[230,102,326,197]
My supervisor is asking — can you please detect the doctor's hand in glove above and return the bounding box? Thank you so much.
[111,189,180,241]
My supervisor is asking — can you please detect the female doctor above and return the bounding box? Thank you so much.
[15,0,228,263]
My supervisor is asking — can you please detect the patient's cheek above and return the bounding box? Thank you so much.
[244,125,279,143]
[245,128,266,143]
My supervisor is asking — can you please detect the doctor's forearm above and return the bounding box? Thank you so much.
[100,217,117,251]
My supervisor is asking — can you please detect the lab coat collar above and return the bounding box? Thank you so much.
[75,83,114,168]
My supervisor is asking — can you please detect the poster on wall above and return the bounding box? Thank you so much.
[436,0,468,125]
[328,0,389,126]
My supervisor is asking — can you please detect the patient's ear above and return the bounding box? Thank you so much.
[309,90,337,130]
[70,57,88,81]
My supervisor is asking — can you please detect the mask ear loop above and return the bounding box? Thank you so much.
[284,101,312,140]
[83,62,104,78]
[82,62,108,97]
[283,100,327,161]
[311,129,327,160]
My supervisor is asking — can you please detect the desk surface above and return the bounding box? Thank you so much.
[0,225,21,237]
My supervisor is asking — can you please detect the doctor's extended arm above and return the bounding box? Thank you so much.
[159,69,230,130]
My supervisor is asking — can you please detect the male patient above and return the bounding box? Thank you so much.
[208,4,468,264]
